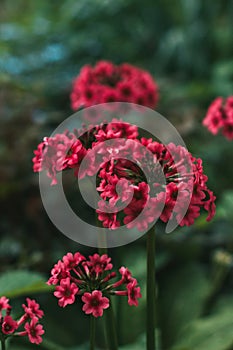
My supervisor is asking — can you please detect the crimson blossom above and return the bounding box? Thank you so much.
[0,296,44,345]
[203,96,233,140]
[70,60,159,110]
[47,252,142,318]
[33,119,216,231]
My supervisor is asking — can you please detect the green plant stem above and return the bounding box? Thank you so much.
[96,215,118,350]
[147,225,157,350]
[90,316,96,350]
[1,340,6,350]
[104,305,118,350]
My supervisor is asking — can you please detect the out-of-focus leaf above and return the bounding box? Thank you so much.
[217,191,233,221]
[0,270,51,298]
[119,334,146,350]
[159,263,209,348]
[171,309,233,350]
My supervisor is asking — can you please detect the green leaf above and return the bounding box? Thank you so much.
[217,190,233,221]
[159,263,209,348]
[119,334,146,350]
[171,309,233,350]
[0,270,52,298]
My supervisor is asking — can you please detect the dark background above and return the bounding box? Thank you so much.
[0,1,233,349]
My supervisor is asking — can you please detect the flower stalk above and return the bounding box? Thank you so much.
[1,340,6,350]
[97,216,118,350]
[104,305,118,350]
[90,316,96,350]
[147,225,157,350]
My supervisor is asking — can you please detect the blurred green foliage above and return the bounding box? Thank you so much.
[0,0,233,349]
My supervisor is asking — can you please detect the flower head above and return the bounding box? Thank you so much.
[48,252,142,317]
[70,61,159,110]
[0,296,44,345]
[203,96,233,140]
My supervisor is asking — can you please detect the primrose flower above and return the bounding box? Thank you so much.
[70,60,159,110]
[48,252,141,318]
[0,296,44,345]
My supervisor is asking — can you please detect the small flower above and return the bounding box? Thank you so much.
[82,290,110,317]
[2,315,18,334]
[119,267,133,283]
[62,252,86,269]
[47,260,69,285]
[24,317,44,345]
[22,298,44,319]
[87,253,113,275]
[0,296,10,312]
[127,279,142,306]
[54,277,79,307]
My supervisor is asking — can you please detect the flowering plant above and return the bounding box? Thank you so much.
[70,60,159,110]
[33,115,216,349]
[0,296,44,349]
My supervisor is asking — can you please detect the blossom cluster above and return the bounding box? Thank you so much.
[203,96,233,140]
[47,252,142,317]
[33,119,216,230]
[0,296,44,345]
[70,61,159,110]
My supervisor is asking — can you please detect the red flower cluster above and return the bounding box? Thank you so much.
[70,61,159,110]
[203,96,233,140]
[47,252,142,317]
[0,296,44,345]
[33,119,216,230]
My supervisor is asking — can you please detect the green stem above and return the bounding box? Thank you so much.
[147,225,157,350]
[90,316,96,350]
[96,214,118,350]
[104,304,118,350]
[1,340,6,350]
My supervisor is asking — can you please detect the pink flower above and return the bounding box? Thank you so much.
[0,296,10,312]
[87,253,113,275]
[48,252,141,316]
[32,131,86,185]
[22,298,44,319]
[176,204,200,226]
[82,291,109,317]
[113,266,133,288]
[127,279,142,306]
[2,315,18,334]
[62,252,86,269]
[47,260,70,285]
[95,119,138,141]
[54,278,79,307]
[24,317,44,344]
[0,296,44,345]
[203,96,233,140]
[96,200,121,230]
